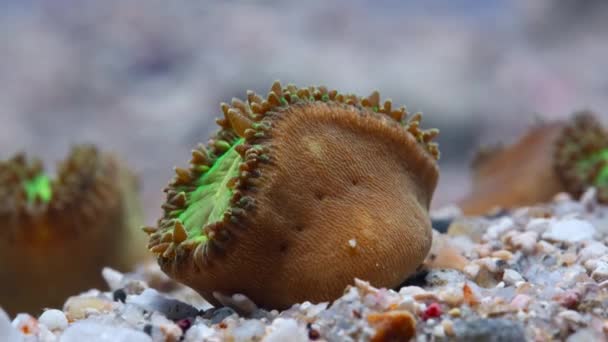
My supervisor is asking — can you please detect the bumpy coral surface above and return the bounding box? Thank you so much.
[459,112,608,216]
[0,145,147,315]
[144,81,441,309]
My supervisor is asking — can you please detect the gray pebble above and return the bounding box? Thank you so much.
[453,318,526,342]
[202,307,237,324]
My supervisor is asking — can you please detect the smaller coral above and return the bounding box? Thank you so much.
[458,111,608,215]
[554,112,608,203]
[0,145,147,315]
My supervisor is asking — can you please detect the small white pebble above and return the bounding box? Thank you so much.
[542,219,596,244]
[510,294,531,310]
[463,263,480,279]
[11,313,38,336]
[398,286,426,297]
[348,239,357,248]
[554,192,573,202]
[559,310,586,325]
[579,187,598,207]
[39,309,68,331]
[516,310,528,321]
[397,296,415,312]
[483,217,515,241]
[526,218,552,234]
[509,231,538,254]
[476,257,501,273]
[432,324,445,338]
[536,240,557,254]
[263,318,308,342]
[591,262,608,283]
[101,267,124,291]
[0,308,22,342]
[503,269,524,285]
[579,242,608,263]
[184,324,215,342]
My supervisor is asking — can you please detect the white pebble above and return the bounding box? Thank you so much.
[397,296,416,312]
[463,263,480,279]
[579,242,608,263]
[38,324,57,342]
[348,239,357,248]
[476,257,501,273]
[11,314,38,336]
[579,187,598,207]
[483,217,515,241]
[509,231,538,254]
[263,318,308,342]
[558,310,586,325]
[233,320,266,341]
[184,324,215,342]
[525,218,551,234]
[432,324,445,338]
[39,310,68,331]
[101,267,124,291]
[398,286,426,297]
[503,269,524,285]
[0,308,22,342]
[591,262,608,283]
[61,321,151,342]
[542,219,596,244]
[536,240,557,254]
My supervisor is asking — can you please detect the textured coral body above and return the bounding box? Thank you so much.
[0,146,146,315]
[459,123,565,216]
[147,83,440,309]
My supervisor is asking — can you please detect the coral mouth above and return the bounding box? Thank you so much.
[177,138,245,245]
[23,174,52,204]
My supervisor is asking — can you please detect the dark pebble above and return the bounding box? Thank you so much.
[143,324,153,336]
[113,289,127,303]
[131,290,199,320]
[431,218,452,233]
[201,307,237,324]
[308,328,320,340]
[453,318,526,342]
[397,269,429,288]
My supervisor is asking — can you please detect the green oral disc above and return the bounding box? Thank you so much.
[178,138,245,243]
[23,174,52,204]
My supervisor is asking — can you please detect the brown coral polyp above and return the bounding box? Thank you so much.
[0,145,146,315]
[145,82,440,309]
[459,111,608,215]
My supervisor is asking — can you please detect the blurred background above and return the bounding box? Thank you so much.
[1,0,607,223]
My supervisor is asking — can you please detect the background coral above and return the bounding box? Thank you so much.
[459,112,608,215]
[0,145,147,316]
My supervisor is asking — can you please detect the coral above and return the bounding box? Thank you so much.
[144,81,440,309]
[459,111,608,215]
[554,112,608,203]
[0,145,147,315]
